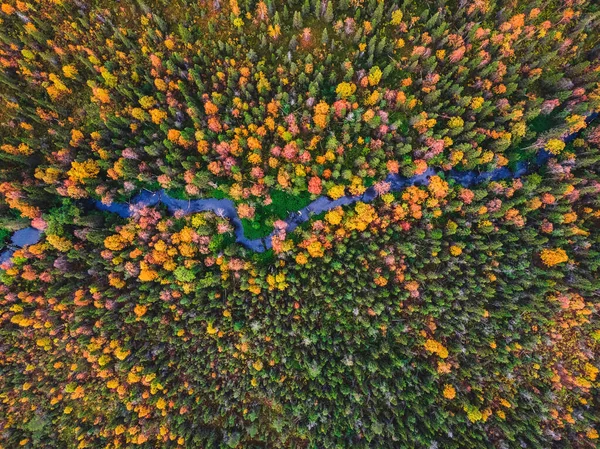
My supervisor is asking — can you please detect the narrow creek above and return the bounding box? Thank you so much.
[1,114,596,259]
[90,153,549,253]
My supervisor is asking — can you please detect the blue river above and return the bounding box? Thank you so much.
[1,113,596,258]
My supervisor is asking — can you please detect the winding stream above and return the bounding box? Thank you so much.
[91,155,541,253]
[1,114,596,258]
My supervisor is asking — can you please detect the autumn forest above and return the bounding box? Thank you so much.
[1,0,600,448]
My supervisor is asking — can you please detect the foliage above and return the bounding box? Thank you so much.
[0,227,10,249]
[1,1,600,448]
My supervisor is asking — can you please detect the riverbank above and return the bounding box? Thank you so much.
[1,113,596,258]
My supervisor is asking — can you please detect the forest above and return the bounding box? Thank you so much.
[1,0,600,448]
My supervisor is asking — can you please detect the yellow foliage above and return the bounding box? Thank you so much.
[109,274,125,289]
[150,108,167,124]
[2,143,33,156]
[428,175,449,199]
[62,65,78,79]
[92,87,111,104]
[104,235,126,251]
[443,384,456,399]
[448,117,464,128]
[348,176,366,196]
[267,272,288,290]
[313,113,328,129]
[545,138,565,155]
[345,202,377,232]
[131,107,146,120]
[314,101,329,115]
[36,337,52,350]
[585,363,599,381]
[364,90,380,106]
[368,66,382,86]
[46,234,72,252]
[268,24,280,38]
[540,248,568,267]
[139,96,155,109]
[295,253,308,264]
[471,97,484,109]
[307,240,324,258]
[252,360,263,371]
[101,68,118,88]
[449,245,462,256]
[464,406,483,423]
[68,159,100,184]
[336,82,356,99]
[11,314,32,327]
[138,268,158,282]
[115,347,130,360]
[327,185,345,200]
[390,9,403,25]
[134,304,147,317]
[325,208,343,225]
[423,339,449,358]
[248,152,262,165]
[34,167,61,184]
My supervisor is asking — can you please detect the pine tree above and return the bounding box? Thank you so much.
[293,11,303,29]
[312,0,320,18]
[324,1,334,23]
[302,0,310,16]
[321,28,329,45]
[371,0,384,29]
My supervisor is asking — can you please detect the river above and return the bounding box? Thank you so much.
[1,113,596,258]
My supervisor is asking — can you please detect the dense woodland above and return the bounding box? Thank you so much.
[1,0,600,448]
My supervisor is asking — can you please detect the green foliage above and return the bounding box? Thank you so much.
[0,228,10,250]
[174,266,195,282]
